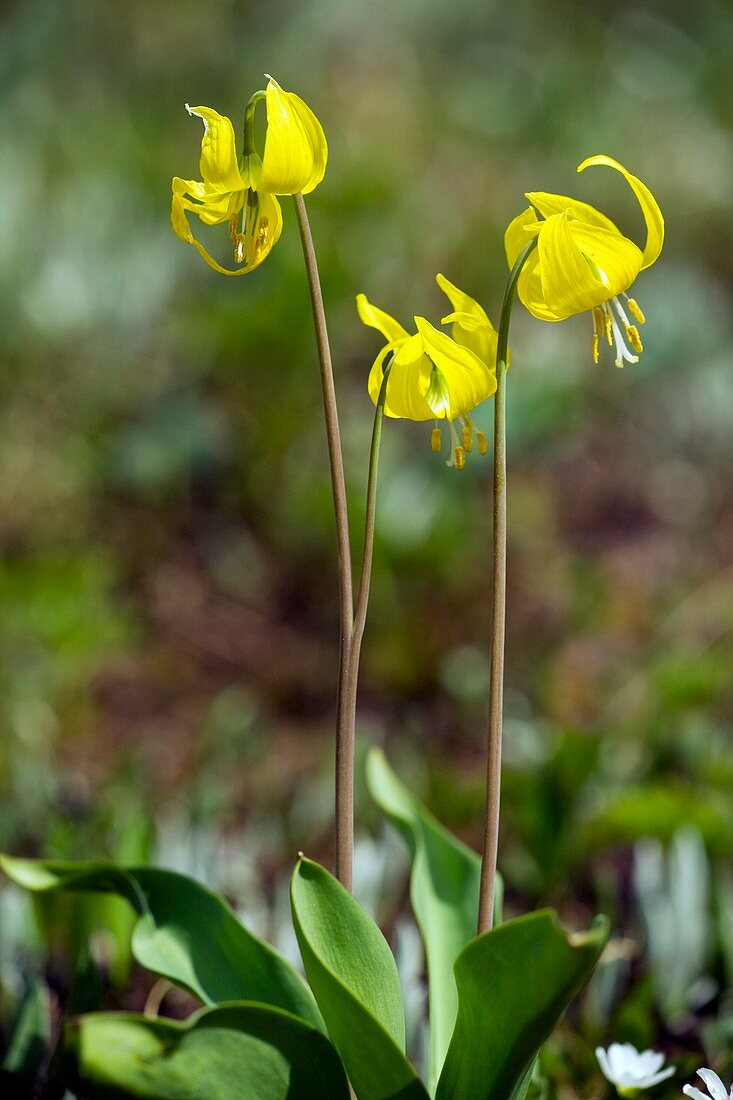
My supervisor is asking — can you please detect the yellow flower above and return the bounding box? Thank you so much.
[356,292,497,468]
[504,155,664,368]
[171,77,327,275]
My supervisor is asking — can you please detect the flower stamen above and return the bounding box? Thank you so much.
[626,324,643,354]
[623,294,646,325]
[431,425,442,453]
[447,420,466,470]
[461,414,475,452]
[590,298,643,368]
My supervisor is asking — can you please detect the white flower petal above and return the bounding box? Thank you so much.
[698,1070,729,1100]
[644,1066,675,1087]
[596,1047,614,1083]
[684,1087,713,1100]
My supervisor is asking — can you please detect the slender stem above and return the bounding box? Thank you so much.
[293,193,355,890]
[339,364,392,783]
[353,362,391,654]
[477,238,538,935]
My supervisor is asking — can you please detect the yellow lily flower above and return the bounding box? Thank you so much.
[171,77,327,275]
[356,293,497,468]
[504,155,664,367]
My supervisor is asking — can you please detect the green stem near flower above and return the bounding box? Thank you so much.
[293,193,356,890]
[243,89,266,156]
[477,237,538,935]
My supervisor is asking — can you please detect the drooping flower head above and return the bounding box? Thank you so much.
[684,1068,733,1100]
[505,155,664,368]
[356,281,499,469]
[596,1043,674,1096]
[171,77,327,275]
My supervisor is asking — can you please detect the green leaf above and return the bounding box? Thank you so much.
[435,910,610,1100]
[0,855,323,1031]
[2,980,51,1084]
[62,1002,350,1099]
[367,748,501,1091]
[291,857,429,1100]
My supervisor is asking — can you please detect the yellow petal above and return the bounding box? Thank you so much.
[172,177,243,227]
[504,205,542,268]
[504,212,559,321]
[436,273,492,329]
[526,191,620,235]
[367,341,403,410]
[577,155,664,270]
[436,274,505,368]
[257,77,328,195]
[171,189,194,244]
[171,188,281,276]
[237,190,284,270]
[568,219,642,298]
[414,318,496,418]
[378,334,435,421]
[442,310,506,370]
[356,294,411,344]
[537,211,609,319]
[185,105,245,192]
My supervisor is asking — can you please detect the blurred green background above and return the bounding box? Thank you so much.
[1,0,733,1091]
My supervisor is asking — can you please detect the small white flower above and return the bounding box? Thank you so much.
[596,1043,675,1094]
[683,1068,733,1100]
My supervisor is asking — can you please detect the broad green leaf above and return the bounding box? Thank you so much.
[0,855,323,1031]
[291,857,429,1100]
[62,1002,349,1099]
[435,910,610,1100]
[367,748,501,1091]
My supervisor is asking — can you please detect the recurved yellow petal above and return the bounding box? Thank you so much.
[415,317,496,418]
[578,155,664,270]
[171,189,194,244]
[525,191,620,235]
[171,188,280,276]
[436,274,504,367]
[172,177,243,227]
[436,274,491,328]
[185,105,244,193]
[257,77,328,195]
[356,294,411,345]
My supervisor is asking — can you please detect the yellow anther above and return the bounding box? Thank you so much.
[430,427,442,453]
[454,445,466,471]
[462,425,473,452]
[592,333,600,364]
[604,314,613,345]
[626,324,643,354]
[593,307,605,338]
[476,431,488,455]
[626,297,646,325]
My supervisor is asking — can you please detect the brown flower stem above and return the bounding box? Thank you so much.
[293,193,355,890]
[477,237,537,935]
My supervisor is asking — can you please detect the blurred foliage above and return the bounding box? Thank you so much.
[1,0,733,1093]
